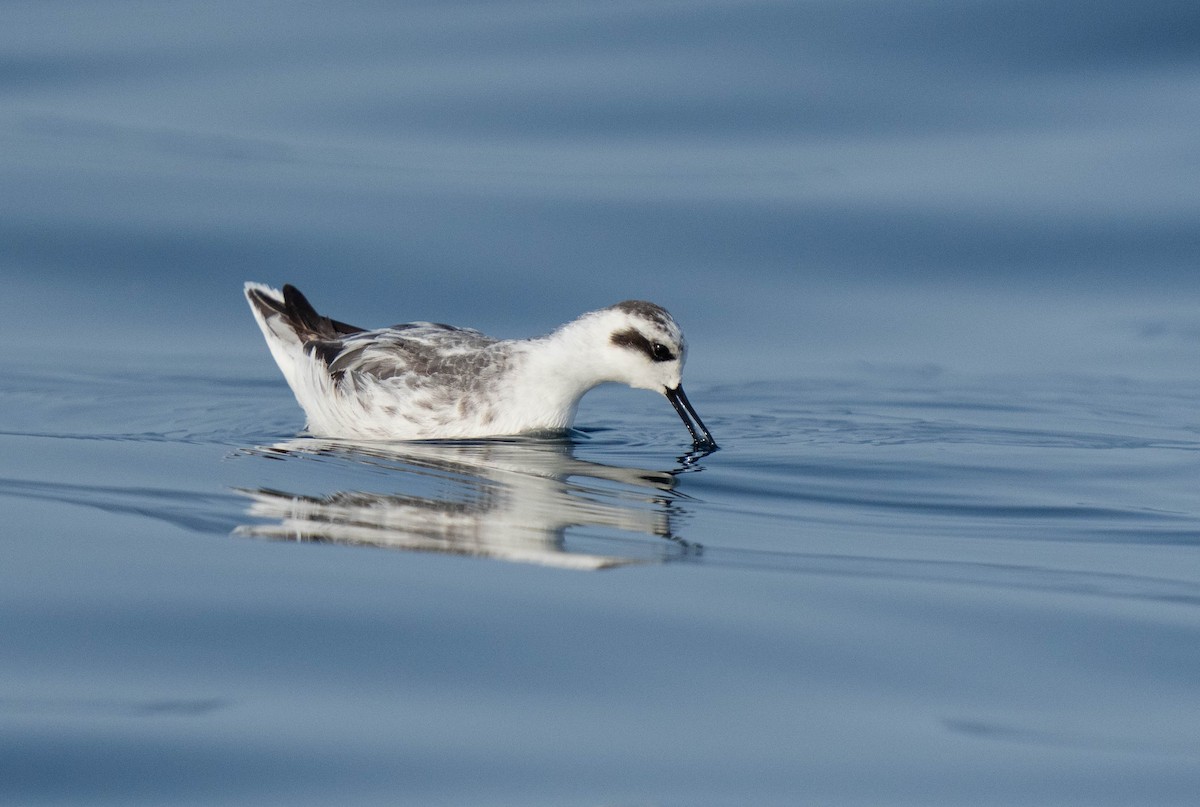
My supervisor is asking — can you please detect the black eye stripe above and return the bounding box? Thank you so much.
[610,328,675,362]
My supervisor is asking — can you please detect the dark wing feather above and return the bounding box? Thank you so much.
[246,284,366,340]
[282,284,366,339]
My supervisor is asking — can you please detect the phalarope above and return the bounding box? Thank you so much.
[244,282,716,447]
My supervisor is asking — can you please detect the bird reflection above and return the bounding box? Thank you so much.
[235,437,706,570]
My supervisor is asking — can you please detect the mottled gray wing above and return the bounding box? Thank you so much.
[307,323,501,384]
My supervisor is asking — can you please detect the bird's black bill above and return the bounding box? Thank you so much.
[666,385,717,449]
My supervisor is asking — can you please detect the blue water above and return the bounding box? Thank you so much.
[3,2,1200,804]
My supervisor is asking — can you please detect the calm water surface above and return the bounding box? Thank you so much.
[2,355,1198,805]
[2,1,1200,804]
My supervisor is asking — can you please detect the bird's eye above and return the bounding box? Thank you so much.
[650,343,675,362]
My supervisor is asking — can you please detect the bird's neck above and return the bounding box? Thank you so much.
[504,318,613,429]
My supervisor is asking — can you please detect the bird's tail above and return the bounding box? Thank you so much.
[245,282,363,341]
[244,281,364,392]
[243,283,372,433]
[244,282,309,395]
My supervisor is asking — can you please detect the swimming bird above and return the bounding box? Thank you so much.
[244,282,716,447]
